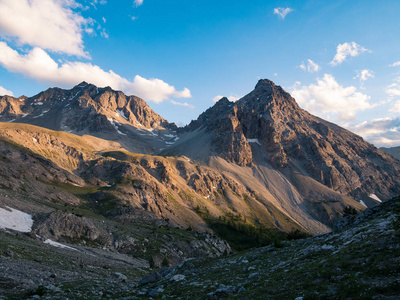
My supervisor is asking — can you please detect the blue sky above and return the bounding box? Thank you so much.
[0,0,400,146]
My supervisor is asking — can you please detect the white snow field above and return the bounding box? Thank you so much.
[0,206,33,232]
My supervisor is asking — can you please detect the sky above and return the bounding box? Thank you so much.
[0,0,400,147]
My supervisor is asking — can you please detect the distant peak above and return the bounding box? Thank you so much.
[74,81,90,89]
[216,97,230,104]
[254,79,277,91]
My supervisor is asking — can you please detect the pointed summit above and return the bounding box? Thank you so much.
[252,78,291,100]
[255,79,276,91]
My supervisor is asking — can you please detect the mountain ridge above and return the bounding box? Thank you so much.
[1,79,399,236]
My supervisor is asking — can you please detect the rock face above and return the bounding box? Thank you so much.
[34,211,106,242]
[0,82,178,154]
[0,82,172,131]
[181,79,400,201]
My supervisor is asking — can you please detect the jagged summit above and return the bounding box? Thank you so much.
[254,78,277,91]
[171,78,400,206]
[0,82,179,154]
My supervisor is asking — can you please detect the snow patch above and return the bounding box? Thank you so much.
[22,114,27,118]
[44,239,78,251]
[117,109,128,120]
[32,137,37,143]
[108,118,127,135]
[164,134,176,138]
[0,206,33,233]
[247,138,261,145]
[7,119,15,123]
[369,194,382,203]
[34,102,43,105]
[359,200,368,208]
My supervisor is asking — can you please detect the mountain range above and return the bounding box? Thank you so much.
[1,79,400,296]
[1,79,399,233]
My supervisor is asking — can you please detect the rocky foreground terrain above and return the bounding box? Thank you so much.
[1,196,399,299]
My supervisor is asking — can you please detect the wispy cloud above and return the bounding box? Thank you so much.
[330,42,370,66]
[299,59,320,73]
[354,69,374,86]
[273,7,293,20]
[389,61,400,67]
[100,28,109,38]
[0,86,13,96]
[291,74,374,121]
[386,77,400,98]
[0,42,191,103]
[0,0,91,58]
[170,100,194,109]
[133,0,143,7]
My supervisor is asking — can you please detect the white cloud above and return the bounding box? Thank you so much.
[0,86,13,96]
[299,59,320,73]
[386,78,400,98]
[354,69,374,83]
[389,61,400,67]
[390,100,400,112]
[212,95,241,103]
[0,42,191,103]
[134,0,143,7]
[131,16,138,21]
[330,42,370,66]
[0,0,90,57]
[291,73,373,121]
[102,17,106,23]
[100,0,107,4]
[100,28,109,39]
[170,100,194,109]
[346,117,400,147]
[273,7,293,20]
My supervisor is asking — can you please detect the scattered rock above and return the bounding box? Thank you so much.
[170,274,185,282]
[248,272,260,279]
[215,284,236,294]
[138,272,161,285]
[321,244,334,251]
[113,272,127,281]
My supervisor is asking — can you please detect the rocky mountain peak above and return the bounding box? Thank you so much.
[254,78,276,91]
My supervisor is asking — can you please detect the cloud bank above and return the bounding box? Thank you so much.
[0,42,191,103]
[0,86,13,96]
[347,117,400,147]
[291,74,373,121]
[0,0,89,57]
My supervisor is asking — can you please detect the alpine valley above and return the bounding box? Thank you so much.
[0,80,399,299]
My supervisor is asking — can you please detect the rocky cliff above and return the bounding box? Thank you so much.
[177,79,400,202]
